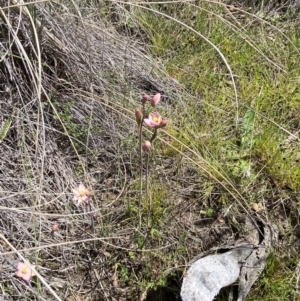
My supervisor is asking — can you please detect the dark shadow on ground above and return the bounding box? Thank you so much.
[145,270,183,301]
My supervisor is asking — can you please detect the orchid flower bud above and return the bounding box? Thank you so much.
[151,93,161,107]
[142,141,151,152]
[52,224,59,232]
[135,108,143,125]
[142,94,150,104]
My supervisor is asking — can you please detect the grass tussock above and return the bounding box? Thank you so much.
[0,1,300,300]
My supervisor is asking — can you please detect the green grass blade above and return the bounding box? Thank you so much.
[0,117,12,144]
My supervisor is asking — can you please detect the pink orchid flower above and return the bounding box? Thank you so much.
[144,112,167,128]
[144,112,162,128]
[72,183,91,206]
[16,262,36,282]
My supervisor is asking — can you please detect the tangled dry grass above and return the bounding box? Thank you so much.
[1,1,300,301]
[0,0,170,298]
[0,1,202,300]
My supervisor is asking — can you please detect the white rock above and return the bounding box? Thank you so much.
[181,250,241,301]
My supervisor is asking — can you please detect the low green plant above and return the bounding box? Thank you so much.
[133,2,300,299]
[52,100,90,152]
[200,208,214,217]
[246,252,298,301]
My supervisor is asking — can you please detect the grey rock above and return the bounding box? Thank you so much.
[181,219,278,301]
[181,247,252,301]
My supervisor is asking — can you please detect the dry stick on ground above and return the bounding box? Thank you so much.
[0,236,173,256]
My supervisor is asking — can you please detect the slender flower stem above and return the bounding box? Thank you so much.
[88,202,94,232]
[88,202,96,249]
[145,151,151,227]
[150,128,158,143]
[145,128,158,228]
[138,103,145,228]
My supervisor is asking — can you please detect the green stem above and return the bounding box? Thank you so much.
[138,121,143,228]
[150,128,158,143]
[138,103,145,228]
[145,151,151,227]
